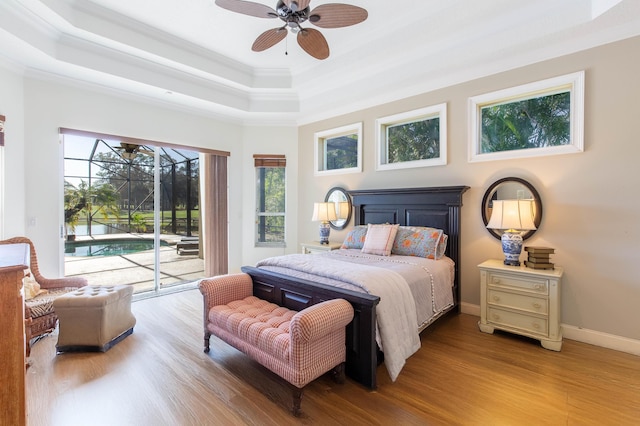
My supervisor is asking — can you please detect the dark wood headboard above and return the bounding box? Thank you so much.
[348,186,469,308]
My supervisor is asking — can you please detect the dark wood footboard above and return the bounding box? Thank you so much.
[241,266,380,389]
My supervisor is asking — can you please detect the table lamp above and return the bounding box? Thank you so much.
[312,202,337,244]
[337,201,350,220]
[486,199,537,266]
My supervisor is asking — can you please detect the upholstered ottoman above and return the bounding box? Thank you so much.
[53,285,136,352]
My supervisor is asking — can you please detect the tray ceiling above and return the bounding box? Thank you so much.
[1,0,639,124]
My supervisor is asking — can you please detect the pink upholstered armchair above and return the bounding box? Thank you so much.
[0,237,87,355]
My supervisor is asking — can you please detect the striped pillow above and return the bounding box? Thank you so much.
[361,224,399,256]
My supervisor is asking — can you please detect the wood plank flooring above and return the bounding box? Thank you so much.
[26,289,640,425]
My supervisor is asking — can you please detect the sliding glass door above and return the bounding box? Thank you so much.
[62,134,204,295]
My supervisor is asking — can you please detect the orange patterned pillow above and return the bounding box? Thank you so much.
[341,226,368,249]
[392,226,447,259]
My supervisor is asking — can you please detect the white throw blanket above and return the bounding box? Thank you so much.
[256,254,421,381]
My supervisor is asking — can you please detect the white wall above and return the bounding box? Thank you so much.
[0,64,26,239]
[298,36,640,344]
[240,125,299,268]
[0,72,299,278]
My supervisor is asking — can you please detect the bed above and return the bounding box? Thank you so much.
[241,185,469,389]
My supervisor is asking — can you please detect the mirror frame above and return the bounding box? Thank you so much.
[481,177,543,241]
[324,187,352,230]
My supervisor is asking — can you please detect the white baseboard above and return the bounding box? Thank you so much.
[460,302,480,317]
[562,324,640,356]
[460,303,640,357]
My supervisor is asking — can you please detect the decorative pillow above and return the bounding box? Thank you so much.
[392,226,448,260]
[436,233,448,259]
[23,275,45,300]
[361,224,399,256]
[341,225,368,249]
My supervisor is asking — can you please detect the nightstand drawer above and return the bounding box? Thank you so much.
[487,272,548,295]
[487,289,548,315]
[487,307,548,337]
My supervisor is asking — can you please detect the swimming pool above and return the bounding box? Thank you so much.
[65,239,170,257]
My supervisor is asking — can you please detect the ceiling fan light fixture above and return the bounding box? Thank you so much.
[121,151,137,160]
[216,0,367,60]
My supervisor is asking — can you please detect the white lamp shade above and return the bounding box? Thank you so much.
[312,202,337,222]
[337,201,350,220]
[486,199,537,231]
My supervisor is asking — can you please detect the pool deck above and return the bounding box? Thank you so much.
[64,234,205,294]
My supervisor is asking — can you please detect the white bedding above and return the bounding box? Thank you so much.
[255,249,455,381]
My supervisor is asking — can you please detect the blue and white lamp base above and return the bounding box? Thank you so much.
[319,222,331,244]
[501,230,523,266]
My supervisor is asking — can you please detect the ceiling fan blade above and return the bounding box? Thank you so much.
[297,28,329,60]
[120,143,139,151]
[215,0,277,18]
[282,0,312,12]
[309,4,368,28]
[252,28,287,52]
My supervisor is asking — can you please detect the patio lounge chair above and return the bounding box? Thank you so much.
[176,236,199,255]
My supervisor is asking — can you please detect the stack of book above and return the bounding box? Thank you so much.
[524,246,555,269]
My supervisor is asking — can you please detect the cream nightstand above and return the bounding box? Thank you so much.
[300,241,342,254]
[478,259,563,351]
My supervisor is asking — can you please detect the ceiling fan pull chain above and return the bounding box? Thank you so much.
[285,34,288,55]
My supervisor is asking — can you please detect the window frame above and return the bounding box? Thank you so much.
[314,122,362,176]
[255,162,286,248]
[468,71,585,163]
[375,103,447,171]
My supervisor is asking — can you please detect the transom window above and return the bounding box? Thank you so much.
[314,123,362,176]
[376,104,447,171]
[469,71,584,162]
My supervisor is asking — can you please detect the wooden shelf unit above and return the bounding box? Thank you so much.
[0,243,29,426]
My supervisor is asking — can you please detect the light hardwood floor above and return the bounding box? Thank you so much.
[26,289,640,425]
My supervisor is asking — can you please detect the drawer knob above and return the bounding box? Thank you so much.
[532,303,542,309]
[533,323,540,329]
[493,295,501,302]
[492,314,500,321]
[494,278,501,284]
[534,284,545,291]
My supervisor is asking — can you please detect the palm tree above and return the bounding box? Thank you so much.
[64,180,120,239]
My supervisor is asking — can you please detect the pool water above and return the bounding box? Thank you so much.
[65,239,170,257]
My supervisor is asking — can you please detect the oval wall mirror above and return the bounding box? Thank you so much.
[481,177,543,240]
[325,187,352,230]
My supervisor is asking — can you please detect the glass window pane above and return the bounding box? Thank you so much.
[480,91,571,154]
[325,134,358,171]
[258,168,285,213]
[387,117,440,163]
[257,215,285,243]
[255,166,286,245]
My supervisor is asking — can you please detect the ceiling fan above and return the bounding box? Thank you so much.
[215,0,368,60]
[114,143,154,160]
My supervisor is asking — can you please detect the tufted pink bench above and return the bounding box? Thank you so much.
[199,273,354,415]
